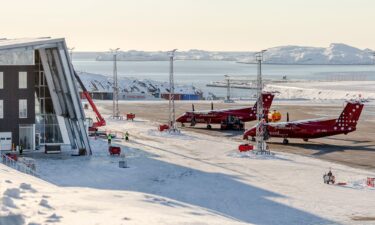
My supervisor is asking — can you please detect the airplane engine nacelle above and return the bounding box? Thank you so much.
[268,110,282,122]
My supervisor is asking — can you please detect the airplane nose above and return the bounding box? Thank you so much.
[243,128,256,139]
[243,130,250,139]
[176,114,186,122]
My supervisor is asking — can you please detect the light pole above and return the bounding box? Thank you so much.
[224,75,231,103]
[254,50,268,154]
[110,48,120,119]
[168,49,178,132]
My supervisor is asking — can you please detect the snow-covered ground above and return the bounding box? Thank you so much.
[265,81,375,100]
[1,164,243,225]
[2,109,375,225]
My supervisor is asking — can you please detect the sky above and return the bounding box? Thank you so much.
[1,0,374,51]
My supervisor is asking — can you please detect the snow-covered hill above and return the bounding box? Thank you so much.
[91,43,374,64]
[77,71,203,98]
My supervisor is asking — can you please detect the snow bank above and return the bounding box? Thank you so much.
[1,163,244,225]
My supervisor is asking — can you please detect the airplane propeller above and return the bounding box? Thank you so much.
[287,112,289,122]
[211,102,214,110]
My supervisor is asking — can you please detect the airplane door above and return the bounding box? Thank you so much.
[0,132,12,151]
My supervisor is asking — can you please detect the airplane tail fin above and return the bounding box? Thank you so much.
[336,101,364,128]
[253,92,275,114]
[262,92,275,112]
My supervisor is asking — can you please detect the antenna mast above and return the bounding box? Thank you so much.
[110,48,121,119]
[254,50,269,154]
[168,49,179,132]
[224,75,232,103]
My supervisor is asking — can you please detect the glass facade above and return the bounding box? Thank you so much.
[34,51,63,145]
[35,114,63,144]
[19,124,34,150]
[0,49,34,65]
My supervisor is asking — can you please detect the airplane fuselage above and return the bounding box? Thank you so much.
[177,92,275,127]
[265,119,355,139]
[178,108,257,125]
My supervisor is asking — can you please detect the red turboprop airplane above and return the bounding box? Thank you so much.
[243,100,364,144]
[176,92,275,129]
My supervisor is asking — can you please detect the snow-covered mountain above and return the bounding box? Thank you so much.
[76,71,203,97]
[90,43,374,64]
[262,43,374,64]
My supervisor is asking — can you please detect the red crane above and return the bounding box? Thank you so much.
[74,71,106,132]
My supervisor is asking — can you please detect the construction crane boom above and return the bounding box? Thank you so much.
[74,71,106,130]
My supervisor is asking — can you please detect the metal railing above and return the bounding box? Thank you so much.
[1,153,39,177]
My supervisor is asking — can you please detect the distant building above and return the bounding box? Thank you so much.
[0,38,91,154]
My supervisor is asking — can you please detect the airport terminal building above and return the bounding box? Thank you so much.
[0,38,91,154]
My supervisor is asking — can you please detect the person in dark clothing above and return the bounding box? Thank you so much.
[125,131,129,141]
[327,170,333,177]
[107,134,112,145]
[323,168,335,184]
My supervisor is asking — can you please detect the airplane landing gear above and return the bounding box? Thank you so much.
[283,138,289,145]
[207,124,212,129]
[251,137,256,142]
[190,118,196,127]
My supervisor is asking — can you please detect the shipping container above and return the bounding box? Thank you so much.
[181,94,200,100]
